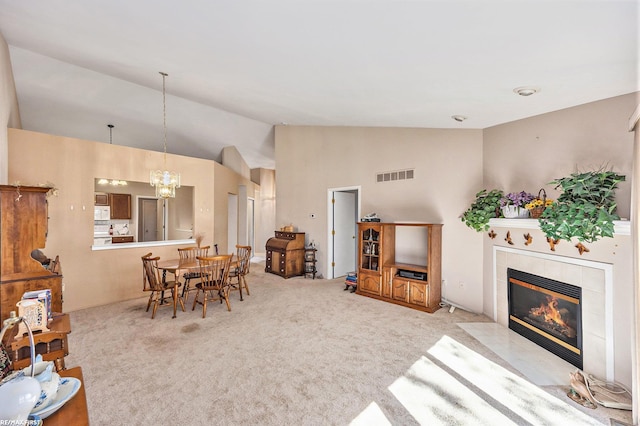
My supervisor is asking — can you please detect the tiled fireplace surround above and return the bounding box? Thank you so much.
[489,219,632,385]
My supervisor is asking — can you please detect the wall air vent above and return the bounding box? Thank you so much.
[376,168,414,183]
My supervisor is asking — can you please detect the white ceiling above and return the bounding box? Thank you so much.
[1,1,638,170]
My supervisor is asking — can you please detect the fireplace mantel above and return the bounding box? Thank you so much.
[489,218,631,236]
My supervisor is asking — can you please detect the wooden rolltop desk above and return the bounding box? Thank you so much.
[265,231,306,278]
[0,185,62,322]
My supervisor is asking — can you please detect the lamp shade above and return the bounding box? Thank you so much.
[150,170,181,198]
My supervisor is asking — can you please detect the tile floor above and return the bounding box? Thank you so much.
[458,322,577,386]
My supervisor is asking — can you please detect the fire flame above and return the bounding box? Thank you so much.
[530,296,566,327]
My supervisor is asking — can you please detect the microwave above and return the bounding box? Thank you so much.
[94,206,110,220]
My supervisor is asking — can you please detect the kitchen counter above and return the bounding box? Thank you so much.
[91,238,195,251]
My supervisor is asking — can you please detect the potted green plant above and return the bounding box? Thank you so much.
[538,169,625,243]
[461,189,504,232]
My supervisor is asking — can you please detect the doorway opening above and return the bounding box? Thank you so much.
[138,197,163,242]
[228,193,238,254]
[327,187,360,279]
[248,198,255,256]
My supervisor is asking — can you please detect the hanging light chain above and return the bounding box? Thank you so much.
[160,71,168,167]
[107,124,114,144]
[150,71,180,198]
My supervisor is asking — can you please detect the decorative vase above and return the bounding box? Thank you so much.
[502,205,529,218]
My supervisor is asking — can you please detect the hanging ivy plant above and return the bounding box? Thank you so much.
[538,169,625,243]
[461,189,504,232]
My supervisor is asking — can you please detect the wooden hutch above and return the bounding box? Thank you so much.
[356,222,442,313]
[0,185,62,322]
[0,185,89,423]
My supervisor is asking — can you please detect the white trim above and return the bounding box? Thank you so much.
[489,218,631,236]
[629,103,640,132]
[92,238,195,251]
[326,186,361,279]
[493,245,614,381]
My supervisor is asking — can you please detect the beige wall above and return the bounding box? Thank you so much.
[0,32,21,184]
[222,145,251,180]
[483,93,638,218]
[482,93,638,318]
[275,125,485,311]
[8,128,260,312]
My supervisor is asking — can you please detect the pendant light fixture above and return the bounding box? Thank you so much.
[150,72,181,198]
[107,124,114,144]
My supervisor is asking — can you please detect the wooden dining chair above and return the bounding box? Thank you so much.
[177,245,210,304]
[141,254,185,319]
[228,245,251,301]
[192,255,232,318]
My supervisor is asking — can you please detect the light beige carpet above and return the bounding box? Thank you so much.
[64,262,631,425]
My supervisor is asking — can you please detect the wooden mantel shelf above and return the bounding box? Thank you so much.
[488,218,631,236]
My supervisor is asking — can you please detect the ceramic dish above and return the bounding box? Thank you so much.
[30,377,81,419]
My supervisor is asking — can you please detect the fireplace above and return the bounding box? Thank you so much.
[507,268,583,370]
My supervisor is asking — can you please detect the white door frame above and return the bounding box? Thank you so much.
[228,193,238,253]
[326,186,361,279]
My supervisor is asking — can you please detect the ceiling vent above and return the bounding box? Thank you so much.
[376,168,414,183]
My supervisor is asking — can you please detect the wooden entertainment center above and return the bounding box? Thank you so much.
[356,222,442,313]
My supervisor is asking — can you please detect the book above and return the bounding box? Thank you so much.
[22,289,52,321]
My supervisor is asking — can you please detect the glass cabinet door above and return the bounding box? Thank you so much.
[360,226,380,271]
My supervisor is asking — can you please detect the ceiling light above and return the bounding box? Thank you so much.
[150,72,181,198]
[513,86,540,97]
[451,115,467,122]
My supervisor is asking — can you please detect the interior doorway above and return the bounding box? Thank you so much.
[228,193,238,254]
[248,198,255,255]
[138,197,160,242]
[327,187,360,279]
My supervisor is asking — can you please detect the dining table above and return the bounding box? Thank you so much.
[157,255,240,305]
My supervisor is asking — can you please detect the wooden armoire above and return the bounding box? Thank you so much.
[0,185,62,322]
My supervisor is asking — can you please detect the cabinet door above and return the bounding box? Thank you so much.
[359,224,381,272]
[94,193,109,206]
[381,269,392,298]
[408,281,428,307]
[109,193,131,219]
[358,272,381,296]
[392,278,408,302]
[112,236,134,244]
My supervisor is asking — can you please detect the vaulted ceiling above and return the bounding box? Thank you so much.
[1,1,638,169]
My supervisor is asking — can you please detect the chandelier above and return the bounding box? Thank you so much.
[150,72,181,198]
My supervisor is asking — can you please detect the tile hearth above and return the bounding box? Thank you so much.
[458,322,576,386]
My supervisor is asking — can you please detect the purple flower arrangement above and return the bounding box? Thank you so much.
[500,191,535,208]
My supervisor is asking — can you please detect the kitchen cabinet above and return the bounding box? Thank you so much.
[112,236,134,244]
[109,193,131,219]
[94,192,109,206]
